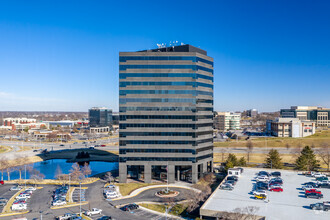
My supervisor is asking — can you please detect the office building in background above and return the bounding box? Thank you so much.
[119,44,214,183]
[214,112,241,131]
[88,107,113,130]
[280,106,330,127]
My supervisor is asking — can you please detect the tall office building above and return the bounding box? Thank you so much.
[119,44,214,183]
[89,107,113,127]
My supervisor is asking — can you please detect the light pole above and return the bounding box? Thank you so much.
[79,181,82,216]
[68,174,71,202]
[24,165,27,189]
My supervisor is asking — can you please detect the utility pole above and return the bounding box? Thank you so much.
[79,181,82,216]
[24,165,27,189]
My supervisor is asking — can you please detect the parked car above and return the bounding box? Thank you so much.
[101,145,106,147]
[255,194,267,200]
[256,176,269,182]
[121,203,139,211]
[56,213,75,220]
[11,203,27,210]
[10,185,22,191]
[310,202,330,211]
[0,200,6,207]
[227,176,238,182]
[52,200,66,206]
[316,177,329,182]
[253,190,267,196]
[314,173,326,178]
[16,194,30,200]
[220,184,233,190]
[85,208,102,216]
[270,187,283,192]
[258,171,270,177]
[302,182,318,188]
[256,182,269,190]
[319,183,330,189]
[271,172,281,177]
[225,180,236,186]
[0,180,4,185]
[305,189,322,195]
[97,216,112,220]
[104,191,119,198]
[306,192,323,199]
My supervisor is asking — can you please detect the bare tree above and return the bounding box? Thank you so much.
[29,168,45,186]
[317,142,330,171]
[0,158,8,181]
[81,163,92,179]
[246,141,254,163]
[55,164,63,179]
[69,163,83,181]
[285,143,291,151]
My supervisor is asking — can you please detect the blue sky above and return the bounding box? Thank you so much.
[0,0,329,112]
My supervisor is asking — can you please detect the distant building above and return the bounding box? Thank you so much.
[214,112,241,131]
[280,106,330,127]
[89,107,113,127]
[246,109,258,117]
[266,117,315,138]
[0,117,46,131]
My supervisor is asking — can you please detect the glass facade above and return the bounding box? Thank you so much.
[119,46,214,184]
[89,108,112,127]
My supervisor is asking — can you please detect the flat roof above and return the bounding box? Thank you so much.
[201,168,330,219]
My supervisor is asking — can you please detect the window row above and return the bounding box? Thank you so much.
[119,153,213,163]
[119,123,214,129]
[119,115,213,121]
[119,81,213,89]
[120,90,213,97]
[120,73,213,81]
[119,98,213,104]
[119,146,213,155]
[119,130,213,137]
[119,65,213,73]
[119,107,213,112]
[119,56,213,66]
[119,138,213,146]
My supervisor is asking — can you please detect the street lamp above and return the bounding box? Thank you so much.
[79,181,82,216]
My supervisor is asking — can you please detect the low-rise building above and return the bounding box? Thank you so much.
[280,106,330,127]
[266,117,315,138]
[0,117,46,131]
[214,112,241,131]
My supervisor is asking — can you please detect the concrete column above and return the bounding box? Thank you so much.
[119,163,127,183]
[144,164,151,183]
[177,170,180,181]
[168,165,175,183]
[202,161,208,174]
[210,160,214,172]
[191,164,198,184]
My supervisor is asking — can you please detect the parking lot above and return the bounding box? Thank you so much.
[201,168,330,219]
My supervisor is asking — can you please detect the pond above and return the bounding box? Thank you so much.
[0,159,118,180]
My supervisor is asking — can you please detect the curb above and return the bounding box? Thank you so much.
[112,185,200,201]
[51,201,89,210]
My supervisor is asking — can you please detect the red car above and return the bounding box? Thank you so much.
[0,180,4,185]
[305,189,321,194]
[270,187,283,192]
[101,145,106,147]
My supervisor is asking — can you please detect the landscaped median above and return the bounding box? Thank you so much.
[51,186,89,210]
[6,177,99,185]
[0,186,43,218]
[139,202,187,219]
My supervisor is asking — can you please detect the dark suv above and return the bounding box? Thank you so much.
[310,202,330,211]
[319,183,330,189]
[271,172,281,177]
[306,192,323,199]
[122,204,139,211]
[227,176,238,182]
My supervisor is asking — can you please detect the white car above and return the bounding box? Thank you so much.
[85,208,102,216]
[25,187,36,191]
[16,194,30,200]
[314,173,326,178]
[105,184,116,189]
[105,191,118,199]
[253,190,267,196]
[10,186,22,191]
[52,200,66,206]
[11,203,27,211]
[256,176,269,182]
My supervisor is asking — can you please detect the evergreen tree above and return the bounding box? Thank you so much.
[237,157,247,166]
[265,149,282,169]
[295,146,320,171]
[226,154,238,166]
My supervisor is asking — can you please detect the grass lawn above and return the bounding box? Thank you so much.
[214,129,330,149]
[0,145,11,153]
[140,203,188,217]
[114,182,161,196]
